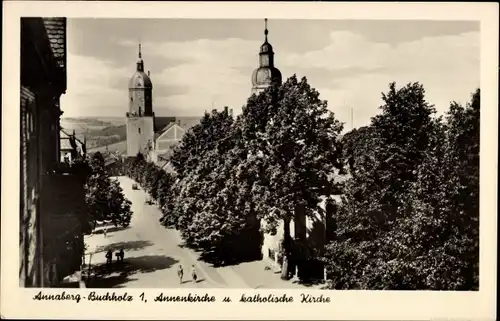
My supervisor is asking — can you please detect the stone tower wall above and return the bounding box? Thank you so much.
[129,88,148,116]
[126,116,154,157]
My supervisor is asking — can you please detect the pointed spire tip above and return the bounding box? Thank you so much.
[264,18,269,42]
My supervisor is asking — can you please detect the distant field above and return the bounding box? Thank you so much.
[61,117,125,131]
[61,117,127,149]
[89,139,127,154]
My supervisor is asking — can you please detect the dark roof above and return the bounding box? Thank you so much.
[42,18,66,69]
[154,122,176,141]
[154,117,176,132]
[129,71,153,89]
[154,116,201,141]
[89,140,127,154]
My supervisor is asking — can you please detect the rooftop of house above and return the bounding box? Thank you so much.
[42,18,66,69]
[154,116,201,142]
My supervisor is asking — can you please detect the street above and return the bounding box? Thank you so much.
[84,176,241,288]
[84,176,320,289]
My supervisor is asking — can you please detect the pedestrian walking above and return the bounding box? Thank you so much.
[191,265,198,283]
[177,264,184,284]
[103,226,107,238]
[114,248,124,263]
[105,250,112,265]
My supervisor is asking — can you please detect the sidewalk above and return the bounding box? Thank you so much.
[227,259,325,289]
[164,226,253,288]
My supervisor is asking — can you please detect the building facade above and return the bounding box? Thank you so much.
[150,116,202,170]
[251,19,282,95]
[126,44,155,157]
[20,17,87,287]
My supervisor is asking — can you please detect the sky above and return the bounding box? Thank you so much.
[60,18,480,129]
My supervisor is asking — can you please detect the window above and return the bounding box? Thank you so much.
[26,112,31,138]
[29,113,33,133]
[138,128,141,134]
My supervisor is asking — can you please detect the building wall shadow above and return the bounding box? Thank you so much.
[86,255,179,288]
[94,240,154,254]
[197,223,264,268]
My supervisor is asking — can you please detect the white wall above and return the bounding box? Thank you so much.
[260,194,342,261]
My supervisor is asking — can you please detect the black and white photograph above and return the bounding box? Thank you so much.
[18,16,483,290]
[3,1,498,320]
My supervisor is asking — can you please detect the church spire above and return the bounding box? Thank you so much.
[259,18,274,67]
[251,18,282,94]
[264,18,268,43]
[137,42,144,72]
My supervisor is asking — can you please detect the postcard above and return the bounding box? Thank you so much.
[1,1,498,320]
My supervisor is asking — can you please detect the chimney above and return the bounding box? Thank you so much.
[229,108,234,118]
[148,70,150,77]
[224,106,228,114]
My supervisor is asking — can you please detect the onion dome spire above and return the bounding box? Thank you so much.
[251,18,282,94]
[129,42,152,89]
[137,43,144,72]
[264,18,268,42]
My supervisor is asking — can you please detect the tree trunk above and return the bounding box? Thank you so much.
[281,218,292,280]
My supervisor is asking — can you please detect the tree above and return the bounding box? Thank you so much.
[152,169,171,204]
[240,75,344,279]
[170,109,234,179]
[323,83,480,290]
[159,109,265,264]
[84,152,134,229]
[322,82,439,289]
[130,152,147,183]
[107,179,133,227]
[143,162,157,193]
[340,126,377,173]
[165,109,234,226]
[85,152,112,225]
[410,88,480,289]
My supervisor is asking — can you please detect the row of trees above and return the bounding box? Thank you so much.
[121,75,479,290]
[124,76,344,275]
[84,152,133,231]
[123,154,174,212]
[325,84,480,290]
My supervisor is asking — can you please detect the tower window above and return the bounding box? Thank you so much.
[138,128,141,134]
[130,97,133,101]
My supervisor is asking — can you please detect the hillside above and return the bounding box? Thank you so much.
[62,116,201,153]
[89,139,127,154]
[61,117,127,149]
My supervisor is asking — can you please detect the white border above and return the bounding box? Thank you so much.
[2,2,498,320]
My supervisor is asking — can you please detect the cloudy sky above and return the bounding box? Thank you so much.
[60,19,480,129]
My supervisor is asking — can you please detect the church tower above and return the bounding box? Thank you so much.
[251,19,282,95]
[126,44,155,157]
